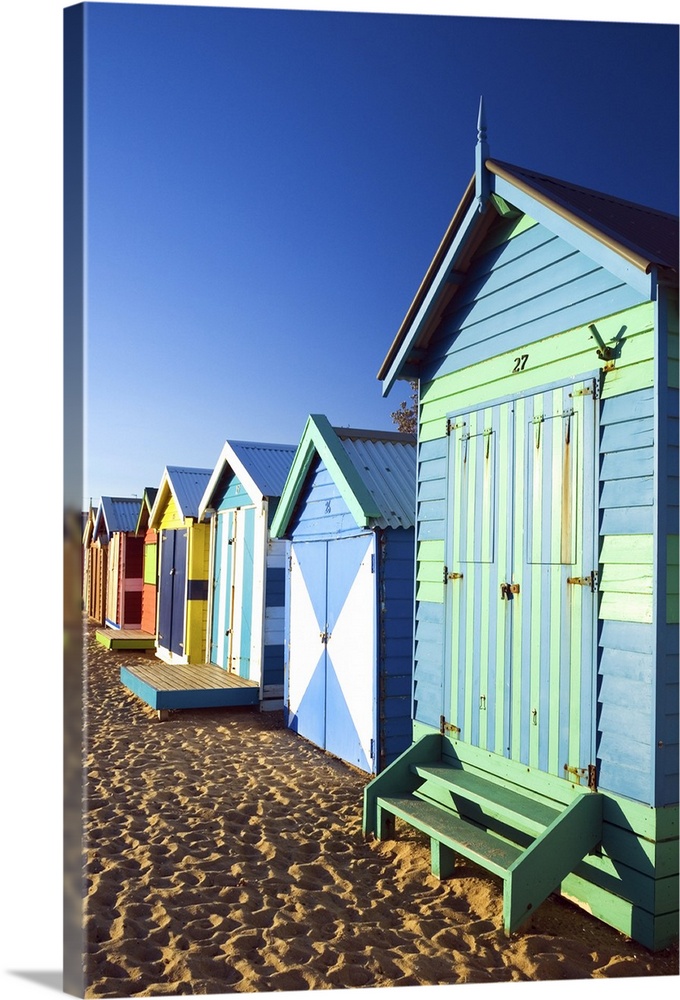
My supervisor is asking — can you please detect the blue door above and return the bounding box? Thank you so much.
[287,533,376,771]
[158,529,187,656]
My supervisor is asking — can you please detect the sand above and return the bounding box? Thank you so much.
[80,620,678,997]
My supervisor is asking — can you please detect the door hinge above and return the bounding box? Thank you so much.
[446,418,466,436]
[440,715,460,737]
[564,762,597,789]
[443,566,464,584]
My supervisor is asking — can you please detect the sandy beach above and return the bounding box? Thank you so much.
[80,620,677,997]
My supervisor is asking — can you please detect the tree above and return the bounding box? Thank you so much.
[390,379,418,435]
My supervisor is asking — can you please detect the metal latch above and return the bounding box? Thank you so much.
[500,582,520,599]
[567,571,598,592]
[320,626,331,644]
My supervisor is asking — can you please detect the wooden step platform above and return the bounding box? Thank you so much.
[121,659,260,718]
[95,627,156,651]
[364,735,603,935]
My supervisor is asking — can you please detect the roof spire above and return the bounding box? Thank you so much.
[475,96,490,212]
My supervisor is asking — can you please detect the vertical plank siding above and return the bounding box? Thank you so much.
[141,527,158,636]
[378,527,416,768]
[206,472,287,703]
[263,537,287,690]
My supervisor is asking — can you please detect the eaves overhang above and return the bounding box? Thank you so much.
[378,157,677,395]
[198,443,263,522]
[148,471,174,531]
[488,160,661,298]
[378,174,495,396]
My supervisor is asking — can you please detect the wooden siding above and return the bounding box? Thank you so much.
[158,494,183,530]
[288,457,357,540]
[421,218,647,389]
[217,477,254,512]
[420,301,654,443]
[378,526,416,768]
[596,383,673,807]
[263,537,287,690]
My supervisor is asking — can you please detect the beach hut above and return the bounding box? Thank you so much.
[146,466,212,665]
[84,499,108,625]
[363,107,678,949]
[197,439,296,711]
[92,496,147,649]
[82,503,96,618]
[136,486,159,640]
[270,416,417,774]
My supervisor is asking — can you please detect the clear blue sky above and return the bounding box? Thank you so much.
[1,5,677,999]
[80,2,679,509]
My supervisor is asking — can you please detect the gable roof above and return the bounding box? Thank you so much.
[490,160,678,273]
[378,157,678,394]
[134,486,158,534]
[198,440,297,520]
[270,414,416,536]
[92,496,143,541]
[149,466,212,528]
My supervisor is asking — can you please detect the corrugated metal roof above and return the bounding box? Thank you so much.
[334,427,416,530]
[489,159,679,272]
[166,467,213,519]
[226,441,297,498]
[97,496,143,536]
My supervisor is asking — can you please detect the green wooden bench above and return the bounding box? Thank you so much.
[365,734,603,935]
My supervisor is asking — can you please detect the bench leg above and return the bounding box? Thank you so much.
[376,804,396,840]
[431,838,456,879]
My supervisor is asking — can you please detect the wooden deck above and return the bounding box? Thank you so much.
[96,627,156,651]
[120,659,260,716]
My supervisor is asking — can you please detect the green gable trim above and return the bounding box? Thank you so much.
[270,414,381,537]
[489,192,521,218]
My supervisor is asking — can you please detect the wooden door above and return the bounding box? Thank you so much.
[157,529,187,656]
[287,534,376,772]
[444,378,598,780]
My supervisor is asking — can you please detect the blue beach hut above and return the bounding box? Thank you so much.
[363,107,678,949]
[270,415,417,774]
[197,439,296,711]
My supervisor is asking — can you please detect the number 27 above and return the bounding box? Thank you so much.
[512,354,529,373]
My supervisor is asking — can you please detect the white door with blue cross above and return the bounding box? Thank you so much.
[287,533,376,772]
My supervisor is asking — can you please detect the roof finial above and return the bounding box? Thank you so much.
[477,95,487,145]
[475,96,490,212]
